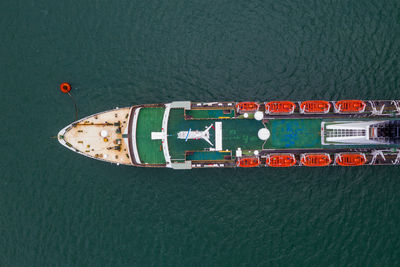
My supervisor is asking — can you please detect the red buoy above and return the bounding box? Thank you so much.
[60,83,71,93]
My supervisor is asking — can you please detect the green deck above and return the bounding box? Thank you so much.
[167,109,322,160]
[186,151,231,161]
[168,109,216,160]
[222,119,265,150]
[185,109,235,119]
[267,119,322,148]
[136,107,166,164]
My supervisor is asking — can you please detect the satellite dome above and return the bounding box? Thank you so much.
[258,128,270,141]
[254,111,263,121]
[101,130,108,137]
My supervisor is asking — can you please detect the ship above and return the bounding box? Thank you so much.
[58,100,400,169]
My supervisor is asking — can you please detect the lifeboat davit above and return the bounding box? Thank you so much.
[266,154,296,167]
[300,100,331,114]
[335,100,366,113]
[236,102,259,113]
[335,153,367,166]
[265,101,296,114]
[237,157,260,167]
[300,153,332,167]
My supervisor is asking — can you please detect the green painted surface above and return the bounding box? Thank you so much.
[168,109,212,160]
[136,108,166,164]
[186,151,231,161]
[267,119,322,148]
[186,109,235,119]
[167,109,266,159]
[167,109,325,159]
[222,119,265,150]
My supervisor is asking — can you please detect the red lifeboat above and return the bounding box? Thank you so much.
[335,100,366,113]
[300,153,332,167]
[266,154,296,167]
[236,102,259,113]
[237,157,260,168]
[265,101,296,114]
[300,100,331,114]
[335,153,367,166]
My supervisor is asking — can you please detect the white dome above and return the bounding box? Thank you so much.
[254,111,263,121]
[254,150,259,156]
[258,128,270,140]
[243,113,249,118]
[101,130,108,137]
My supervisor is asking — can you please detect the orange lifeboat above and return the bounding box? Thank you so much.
[335,100,366,113]
[335,153,367,166]
[237,157,260,168]
[236,102,259,113]
[300,100,331,114]
[266,154,296,167]
[300,153,332,167]
[265,101,296,114]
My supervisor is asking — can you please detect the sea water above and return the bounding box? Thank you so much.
[1,0,400,265]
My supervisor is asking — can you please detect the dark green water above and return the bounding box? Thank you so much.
[1,0,400,265]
